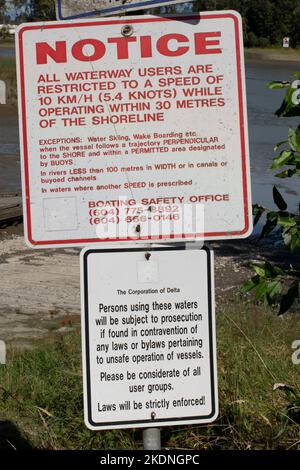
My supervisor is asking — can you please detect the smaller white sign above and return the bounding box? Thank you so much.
[81,246,218,430]
[0,340,6,364]
[283,37,290,48]
[56,0,194,19]
[0,80,6,104]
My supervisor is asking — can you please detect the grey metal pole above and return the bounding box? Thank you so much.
[143,428,161,450]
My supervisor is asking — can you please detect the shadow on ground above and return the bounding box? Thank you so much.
[0,421,33,449]
[212,237,300,269]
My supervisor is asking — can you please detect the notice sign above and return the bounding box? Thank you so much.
[16,12,252,248]
[56,0,195,19]
[81,246,218,430]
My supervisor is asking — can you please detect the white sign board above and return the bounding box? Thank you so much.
[0,80,6,104]
[283,37,290,48]
[16,12,252,248]
[56,0,195,19]
[81,246,218,430]
[0,340,6,365]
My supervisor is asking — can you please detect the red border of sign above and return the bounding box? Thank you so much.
[18,13,251,246]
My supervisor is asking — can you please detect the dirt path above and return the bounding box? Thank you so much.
[0,228,80,348]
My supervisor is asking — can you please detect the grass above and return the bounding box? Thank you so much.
[0,304,299,450]
[0,39,15,46]
[246,46,300,53]
[245,47,300,62]
[0,57,16,78]
[0,57,17,105]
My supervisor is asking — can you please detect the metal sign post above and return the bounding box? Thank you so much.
[143,428,161,450]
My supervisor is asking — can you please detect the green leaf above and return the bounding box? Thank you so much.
[274,141,287,151]
[277,213,297,228]
[252,263,267,278]
[255,280,268,301]
[295,126,300,151]
[275,168,297,178]
[253,204,265,226]
[275,86,300,117]
[278,281,299,315]
[240,275,260,294]
[290,231,300,253]
[267,280,283,299]
[288,128,297,151]
[288,127,300,152]
[269,81,290,89]
[273,186,287,210]
[271,150,293,170]
[260,212,278,239]
[264,261,285,277]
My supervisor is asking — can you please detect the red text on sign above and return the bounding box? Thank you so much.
[36,32,222,64]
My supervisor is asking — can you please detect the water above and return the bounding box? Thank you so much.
[0,46,15,58]
[0,57,299,216]
[246,60,299,214]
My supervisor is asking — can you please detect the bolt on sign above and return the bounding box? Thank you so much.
[56,0,195,19]
[16,12,252,248]
[81,246,218,430]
